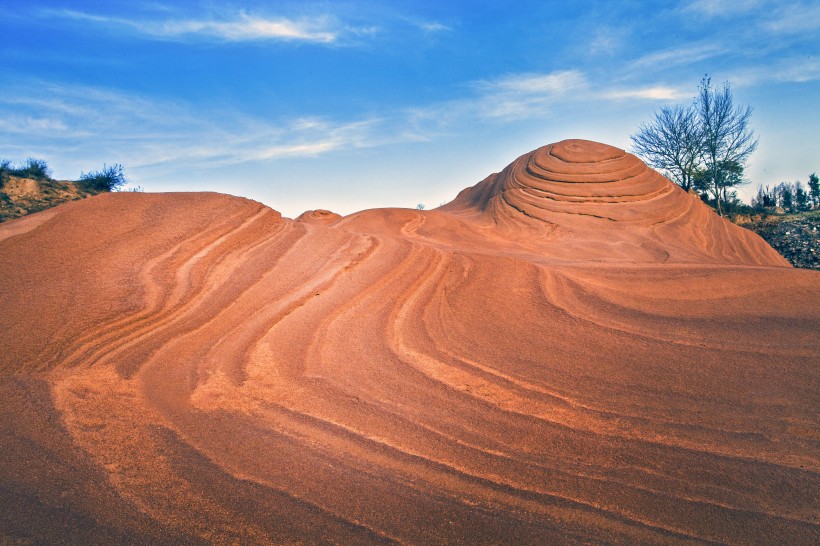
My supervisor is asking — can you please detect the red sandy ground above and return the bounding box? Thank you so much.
[1,140,818,544]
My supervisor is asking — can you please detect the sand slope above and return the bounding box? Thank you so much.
[1,140,818,544]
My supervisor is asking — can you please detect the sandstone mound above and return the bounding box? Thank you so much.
[295,208,342,225]
[443,139,788,265]
[1,141,818,544]
[453,139,682,223]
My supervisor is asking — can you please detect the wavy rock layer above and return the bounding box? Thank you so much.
[1,141,818,544]
[443,140,788,265]
[295,208,343,225]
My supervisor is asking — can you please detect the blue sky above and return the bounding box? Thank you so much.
[2,1,818,216]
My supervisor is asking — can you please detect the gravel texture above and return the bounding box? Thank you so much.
[736,212,820,270]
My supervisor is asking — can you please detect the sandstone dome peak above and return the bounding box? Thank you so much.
[444,138,678,222]
[547,138,626,163]
[440,138,788,266]
[295,208,342,225]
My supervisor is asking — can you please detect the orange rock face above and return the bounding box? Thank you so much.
[1,140,818,544]
[295,208,343,225]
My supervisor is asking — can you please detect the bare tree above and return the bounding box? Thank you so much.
[697,76,758,216]
[631,75,758,216]
[630,104,702,191]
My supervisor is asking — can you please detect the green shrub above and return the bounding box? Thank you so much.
[18,158,52,179]
[0,160,9,189]
[78,164,127,192]
[0,158,52,180]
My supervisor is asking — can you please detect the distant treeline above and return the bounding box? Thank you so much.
[751,174,820,214]
[630,75,820,219]
[0,158,127,192]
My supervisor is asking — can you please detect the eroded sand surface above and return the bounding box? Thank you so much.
[1,140,818,544]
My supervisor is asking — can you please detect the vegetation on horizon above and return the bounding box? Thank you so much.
[1,157,132,223]
[77,163,128,192]
[632,78,818,220]
[631,75,758,216]
[751,173,820,214]
[0,158,52,187]
[0,158,128,192]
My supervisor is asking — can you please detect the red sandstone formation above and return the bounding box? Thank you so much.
[1,140,817,544]
[295,208,342,225]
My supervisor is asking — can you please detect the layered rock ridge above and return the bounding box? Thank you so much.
[442,139,788,265]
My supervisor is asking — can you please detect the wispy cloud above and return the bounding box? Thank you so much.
[0,65,719,180]
[478,71,587,95]
[0,82,389,183]
[472,70,588,118]
[682,0,764,17]
[417,21,451,33]
[44,9,355,43]
[156,15,338,42]
[586,26,630,56]
[728,56,820,87]
[602,86,689,101]
[629,44,722,70]
[764,2,820,34]
[246,119,380,161]
[400,69,692,142]
[474,71,682,116]
[683,0,820,33]
[0,116,68,134]
[402,70,589,135]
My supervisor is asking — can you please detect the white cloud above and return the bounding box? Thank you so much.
[45,9,351,43]
[683,0,764,17]
[0,82,389,182]
[252,141,339,159]
[151,14,337,42]
[402,69,698,137]
[764,3,820,34]
[587,33,621,56]
[418,21,451,33]
[629,44,722,70]
[602,86,689,101]
[479,71,587,94]
[683,0,820,33]
[472,70,588,118]
[246,119,380,161]
[0,67,725,181]
[728,57,820,87]
[0,116,68,134]
[401,70,590,133]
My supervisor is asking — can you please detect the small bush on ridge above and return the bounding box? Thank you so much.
[78,164,127,192]
[0,158,52,180]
